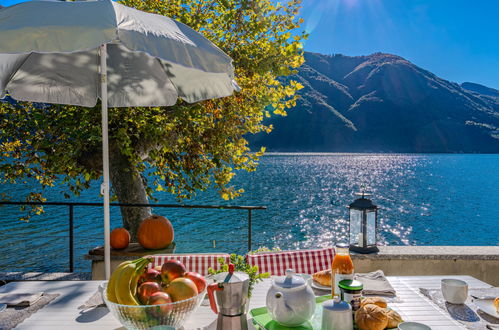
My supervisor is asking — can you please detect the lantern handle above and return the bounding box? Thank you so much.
[355,191,372,198]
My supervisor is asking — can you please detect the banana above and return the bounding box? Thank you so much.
[107,260,133,302]
[106,258,145,303]
[115,263,140,305]
[114,257,152,305]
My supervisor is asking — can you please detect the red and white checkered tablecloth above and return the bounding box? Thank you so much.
[149,254,230,276]
[246,247,335,275]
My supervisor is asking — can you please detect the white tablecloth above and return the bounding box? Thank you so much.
[0,275,492,329]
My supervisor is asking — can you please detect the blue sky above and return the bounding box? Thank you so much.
[300,0,499,89]
[2,0,499,89]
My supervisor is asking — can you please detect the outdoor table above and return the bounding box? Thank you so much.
[0,275,493,329]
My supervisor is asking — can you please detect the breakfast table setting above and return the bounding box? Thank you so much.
[0,242,498,330]
[0,273,497,330]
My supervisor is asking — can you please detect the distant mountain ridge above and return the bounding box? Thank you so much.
[461,82,499,98]
[251,52,499,152]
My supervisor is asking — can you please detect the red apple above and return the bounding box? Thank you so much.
[147,291,173,317]
[137,281,161,305]
[184,272,207,293]
[161,260,186,283]
[138,268,161,285]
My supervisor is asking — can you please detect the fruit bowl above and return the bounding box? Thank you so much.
[100,282,206,330]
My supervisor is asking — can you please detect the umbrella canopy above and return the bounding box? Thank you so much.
[0,0,238,279]
[0,0,238,106]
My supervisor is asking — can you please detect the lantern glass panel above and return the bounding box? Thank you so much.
[349,209,363,245]
[367,210,376,245]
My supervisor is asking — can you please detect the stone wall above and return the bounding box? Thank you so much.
[351,246,499,286]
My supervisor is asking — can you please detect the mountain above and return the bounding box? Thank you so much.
[250,52,499,153]
[461,82,499,98]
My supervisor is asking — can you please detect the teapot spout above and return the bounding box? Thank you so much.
[271,292,295,316]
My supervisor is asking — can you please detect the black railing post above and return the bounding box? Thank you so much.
[247,209,252,252]
[69,205,74,273]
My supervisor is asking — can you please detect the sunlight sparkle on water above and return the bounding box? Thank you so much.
[1,154,498,272]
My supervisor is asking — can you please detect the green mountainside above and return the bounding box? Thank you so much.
[250,52,499,152]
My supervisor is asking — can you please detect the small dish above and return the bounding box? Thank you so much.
[398,321,431,330]
[475,299,499,319]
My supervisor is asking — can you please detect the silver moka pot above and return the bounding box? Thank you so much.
[207,264,249,330]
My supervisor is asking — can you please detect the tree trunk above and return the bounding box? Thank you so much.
[109,144,151,241]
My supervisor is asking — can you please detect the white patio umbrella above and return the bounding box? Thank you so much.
[0,0,239,279]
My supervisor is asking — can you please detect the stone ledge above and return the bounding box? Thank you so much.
[351,246,499,260]
[84,242,176,261]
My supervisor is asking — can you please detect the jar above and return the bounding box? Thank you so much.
[331,243,354,296]
[338,279,363,311]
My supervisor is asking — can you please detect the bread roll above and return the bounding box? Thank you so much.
[360,297,388,309]
[312,269,331,287]
[494,297,499,313]
[355,304,388,330]
[386,309,403,328]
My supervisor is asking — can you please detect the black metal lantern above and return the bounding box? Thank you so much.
[348,192,379,253]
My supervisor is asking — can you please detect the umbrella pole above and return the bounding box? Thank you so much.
[100,44,111,280]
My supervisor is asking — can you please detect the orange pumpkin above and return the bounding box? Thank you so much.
[110,227,130,250]
[137,215,174,250]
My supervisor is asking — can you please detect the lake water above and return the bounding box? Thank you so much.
[1,153,498,273]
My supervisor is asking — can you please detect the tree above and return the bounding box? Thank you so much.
[0,0,305,239]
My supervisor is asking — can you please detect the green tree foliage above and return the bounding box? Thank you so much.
[208,253,270,298]
[0,0,305,223]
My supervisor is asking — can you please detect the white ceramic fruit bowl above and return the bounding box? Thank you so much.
[100,282,206,330]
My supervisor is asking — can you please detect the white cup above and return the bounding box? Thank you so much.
[441,279,468,304]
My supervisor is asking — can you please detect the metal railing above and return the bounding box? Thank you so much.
[0,201,266,272]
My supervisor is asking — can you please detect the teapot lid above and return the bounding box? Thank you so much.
[323,296,351,312]
[273,269,305,289]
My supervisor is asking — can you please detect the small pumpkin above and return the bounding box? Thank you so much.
[110,227,130,250]
[137,215,174,250]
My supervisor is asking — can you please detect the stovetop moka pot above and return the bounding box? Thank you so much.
[207,264,249,330]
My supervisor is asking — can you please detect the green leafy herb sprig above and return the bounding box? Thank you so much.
[208,254,269,298]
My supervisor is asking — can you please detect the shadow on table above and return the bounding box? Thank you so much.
[445,302,499,325]
[445,302,480,322]
[76,306,109,323]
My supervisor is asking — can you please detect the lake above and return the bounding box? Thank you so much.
[1,153,498,273]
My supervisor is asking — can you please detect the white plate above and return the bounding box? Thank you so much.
[311,280,331,291]
[474,299,499,319]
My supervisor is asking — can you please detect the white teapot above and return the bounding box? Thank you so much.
[266,269,316,327]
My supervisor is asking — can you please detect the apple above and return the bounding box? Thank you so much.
[137,281,161,305]
[138,268,161,285]
[161,260,186,283]
[147,291,173,317]
[165,277,198,302]
[184,272,207,293]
